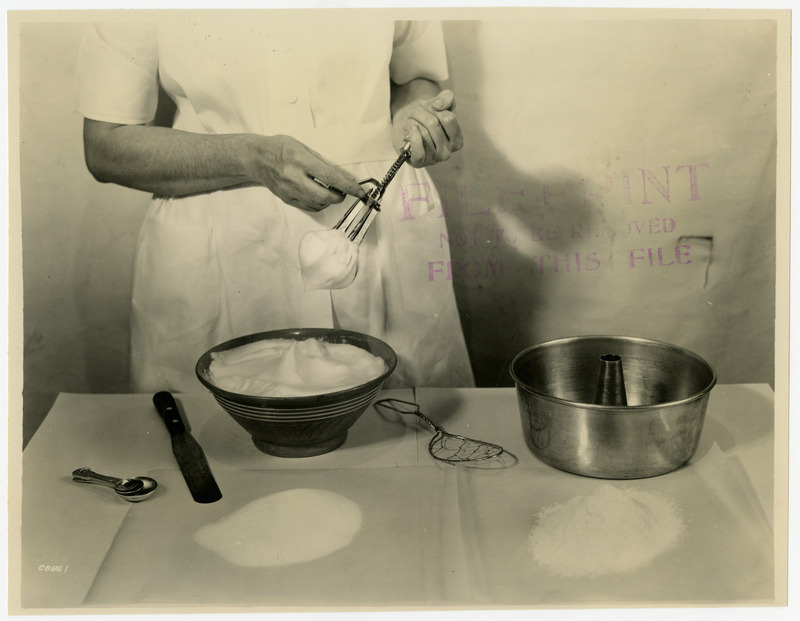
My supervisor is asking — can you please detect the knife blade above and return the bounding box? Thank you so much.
[153,391,222,504]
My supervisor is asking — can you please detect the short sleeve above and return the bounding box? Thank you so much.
[73,22,160,125]
[389,21,449,85]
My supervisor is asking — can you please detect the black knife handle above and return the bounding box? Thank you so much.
[153,391,186,435]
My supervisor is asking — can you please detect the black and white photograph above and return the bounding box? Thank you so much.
[5,2,793,618]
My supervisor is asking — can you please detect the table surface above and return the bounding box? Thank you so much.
[16,384,780,612]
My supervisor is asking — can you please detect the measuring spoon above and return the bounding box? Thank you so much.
[72,467,158,502]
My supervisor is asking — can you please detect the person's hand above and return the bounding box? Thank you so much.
[247,135,366,212]
[391,89,464,168]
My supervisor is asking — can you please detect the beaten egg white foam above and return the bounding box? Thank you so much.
[208,338,386,397]
[298,229,360,290]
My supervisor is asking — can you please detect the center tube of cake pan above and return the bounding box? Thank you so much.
[593,354,628,406]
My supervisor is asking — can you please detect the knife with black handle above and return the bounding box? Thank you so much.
[153,391,222,504]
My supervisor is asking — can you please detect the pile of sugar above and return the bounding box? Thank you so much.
[298,229,360,290]
[194,488,363,567]
[208,337,386,397]
[528,484,684,578]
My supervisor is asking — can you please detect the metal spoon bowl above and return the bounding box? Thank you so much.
[72,467,158,502]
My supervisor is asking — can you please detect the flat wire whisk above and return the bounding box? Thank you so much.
[374,398,504,464]
[334,142,411,244]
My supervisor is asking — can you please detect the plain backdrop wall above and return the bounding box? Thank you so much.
[13,11,780,446]
[428,17,778,387]
[17,20,149,445]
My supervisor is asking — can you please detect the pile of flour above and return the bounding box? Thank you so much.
[528,484,685,578]
[194,488,363,568]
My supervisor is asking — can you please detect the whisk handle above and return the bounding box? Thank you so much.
[374,398,441,433]
[377,143,411,194]
[411,409,442,434]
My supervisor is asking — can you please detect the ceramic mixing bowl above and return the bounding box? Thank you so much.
[510,335,717,479]
[196,328,397,458]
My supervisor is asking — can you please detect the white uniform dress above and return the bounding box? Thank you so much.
[74,16,474,392]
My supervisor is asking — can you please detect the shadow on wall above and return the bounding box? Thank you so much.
[429,19,779,389]
[429,21,606,387]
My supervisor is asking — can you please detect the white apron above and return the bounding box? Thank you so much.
[74,16,474,391]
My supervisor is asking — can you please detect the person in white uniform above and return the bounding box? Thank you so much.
[74,15,474,392]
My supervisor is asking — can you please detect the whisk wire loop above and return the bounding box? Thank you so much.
[374,398,504,464]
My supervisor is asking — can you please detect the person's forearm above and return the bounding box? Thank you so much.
[83,119,367,209]
[83,120,262,197]
[390,78,441,119]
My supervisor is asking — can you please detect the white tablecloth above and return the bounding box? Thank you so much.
[17,384,779,611]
